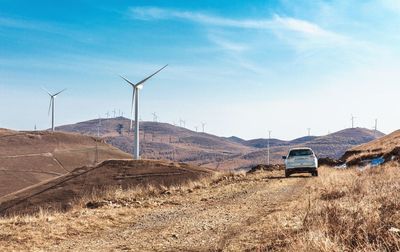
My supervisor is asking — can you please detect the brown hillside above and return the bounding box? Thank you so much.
[342,129,400,165]
[204,128,384,170]
[0,130,131,197]
[0,160,213,217]
[57,118,384,170]
[57,118,254,168]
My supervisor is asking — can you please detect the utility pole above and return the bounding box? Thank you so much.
[194,126,198,132]
[201,122,206,133]
[113,109,116,118]
[267,130,271,166]
[97,116,101,137]
[106,112,110,118]
[351,115,356,128]
[94,141,99,164]
[307,128,311,137]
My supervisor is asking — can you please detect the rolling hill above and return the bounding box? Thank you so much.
[57,118,384,170]
[0,159,212,217]
[342,129,400,165]
[0,129,131,197]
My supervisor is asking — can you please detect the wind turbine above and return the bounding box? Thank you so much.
[152,112,158,122]
[120,64,168,159]
[42,87,66,132]
[201,122,206,133]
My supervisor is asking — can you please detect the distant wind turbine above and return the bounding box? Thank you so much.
[179,119,186,128]
[42,87,66,132]
[120,64,168,159]
[201,122,206,133]
[152,112,158,122]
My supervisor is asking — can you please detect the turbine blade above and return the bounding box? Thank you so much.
[134,64,168,87]
[41,86,52,96]
[54,88,66,96]
[119,75,135,87]
[48,97,52,116]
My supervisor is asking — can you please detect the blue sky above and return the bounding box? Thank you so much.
[0,0,400,139]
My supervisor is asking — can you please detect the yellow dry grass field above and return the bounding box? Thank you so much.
[0,163,399,251]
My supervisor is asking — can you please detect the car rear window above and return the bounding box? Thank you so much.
[288,149,313,157]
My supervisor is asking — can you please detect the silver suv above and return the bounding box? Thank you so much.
[282,148,318,177]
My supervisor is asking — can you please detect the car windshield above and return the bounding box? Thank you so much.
[288,149,313,157]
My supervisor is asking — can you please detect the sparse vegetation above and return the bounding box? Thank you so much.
[0,164,399,251]
[265,163,400,251]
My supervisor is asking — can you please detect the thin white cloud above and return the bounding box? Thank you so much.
[129,7,348,45]
[208,35,248,53]
[272,15,346,42]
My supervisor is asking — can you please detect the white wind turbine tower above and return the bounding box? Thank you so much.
[42,88,66,132]
[120,64,168,159]
[201,122,206,133]
[179,119,186,128]
[152,112,158,122]
[373,119,378,137]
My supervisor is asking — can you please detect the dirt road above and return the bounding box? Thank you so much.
[44,171,314,251]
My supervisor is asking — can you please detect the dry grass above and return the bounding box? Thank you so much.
[0,170,246,250]
[1,164,399,251]
[78,170,232,208]
[270,163,400,252]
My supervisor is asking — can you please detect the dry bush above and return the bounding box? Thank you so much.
[290,163,400,251]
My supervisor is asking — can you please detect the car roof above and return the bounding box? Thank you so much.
[289,147,313,151]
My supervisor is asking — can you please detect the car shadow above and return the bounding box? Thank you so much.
[265,175,314,180]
